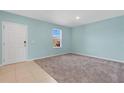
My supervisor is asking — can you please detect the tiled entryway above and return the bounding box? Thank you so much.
[0,61,57,83]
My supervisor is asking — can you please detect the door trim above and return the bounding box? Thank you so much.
[2,21,28,65]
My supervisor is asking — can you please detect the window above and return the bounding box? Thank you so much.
[52,28,62,48]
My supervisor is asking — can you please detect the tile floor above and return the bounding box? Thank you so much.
[0,61,57,83]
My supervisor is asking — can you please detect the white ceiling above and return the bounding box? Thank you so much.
[6,10,124,27]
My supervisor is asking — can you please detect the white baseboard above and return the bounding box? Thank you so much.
[0,53,69,67]
[0,60,32,67]
[0,64,4,67]
[71,52,124,63]
[27,53,69,61]
[1,52,123,67]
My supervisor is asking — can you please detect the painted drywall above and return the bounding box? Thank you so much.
[0,11,124,65]
[0,11,72,64]
[72,16,124,62]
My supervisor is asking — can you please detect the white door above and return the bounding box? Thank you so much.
[2,22,28,65]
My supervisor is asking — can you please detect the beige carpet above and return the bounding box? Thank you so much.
[35,53,124,83]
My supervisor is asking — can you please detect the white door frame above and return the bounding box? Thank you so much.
[2,21,28,65]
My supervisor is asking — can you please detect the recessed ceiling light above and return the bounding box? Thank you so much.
[76,16,80,20]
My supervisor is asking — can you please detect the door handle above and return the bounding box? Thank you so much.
[24,41,26,47]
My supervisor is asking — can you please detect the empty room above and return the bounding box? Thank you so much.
[0,10,124,83]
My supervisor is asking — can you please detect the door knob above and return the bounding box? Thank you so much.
[24,41,26,47]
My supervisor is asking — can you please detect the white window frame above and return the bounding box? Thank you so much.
[52,28,62,48]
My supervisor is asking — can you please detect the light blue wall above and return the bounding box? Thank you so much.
[72,16,124,61]
[0,11,124,64]
[0,11,72,64]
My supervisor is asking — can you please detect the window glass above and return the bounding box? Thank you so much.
[52,28,62,48]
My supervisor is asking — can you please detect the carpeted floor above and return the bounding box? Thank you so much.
[35,53,124,83]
